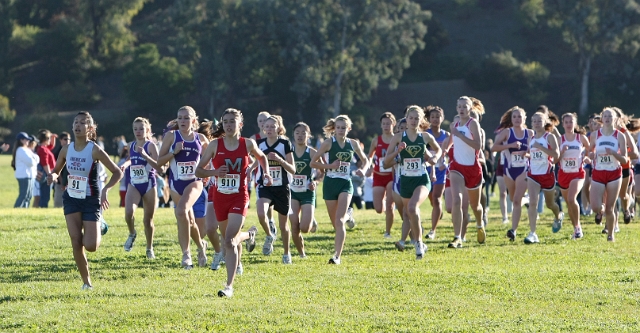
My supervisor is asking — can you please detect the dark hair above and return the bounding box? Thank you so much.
[198,121,216,140]
[379,112,396,125]
[425,105,444,118]
[212,108,244,139]
[10,139,28,171]
[76,111,97,141]
[37,129,51,143]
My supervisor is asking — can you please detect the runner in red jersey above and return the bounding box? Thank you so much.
[196,108,271,298]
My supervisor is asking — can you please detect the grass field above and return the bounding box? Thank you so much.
[1,155,639,332]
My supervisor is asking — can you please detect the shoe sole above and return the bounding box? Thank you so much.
[477,228,486,244]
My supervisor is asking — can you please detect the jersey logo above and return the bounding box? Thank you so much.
[225,158,243,173]
[336,152,352,162]
[406,145,422,157]
[186,152,190,157]
[295,161,307,174]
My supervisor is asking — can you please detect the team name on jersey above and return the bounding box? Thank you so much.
[566,145,580,150]
[68,157,88,171]
[599,142,615,147]
[268,160,281,166]
[225,158,243,173]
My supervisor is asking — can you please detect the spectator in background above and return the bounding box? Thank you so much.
[97,136,105,150]
[53,132,71,208]
[36,130,57,208]
[1,143,9,153]
[30,135,42,207]
[363,172,374,209]
[350,151,365,210]
[12,132,39,208]
[117,146,130,207]
[115,135,127,159]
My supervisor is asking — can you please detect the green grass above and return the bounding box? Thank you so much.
[0,154,639,332]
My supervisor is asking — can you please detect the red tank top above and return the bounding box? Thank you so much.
[212,137,250,195]
[374,135,391,173]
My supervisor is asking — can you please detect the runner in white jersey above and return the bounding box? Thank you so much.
[557,113,590,240]
[523,112,561,244]
[47,112,123,290]
[588,108,628,242]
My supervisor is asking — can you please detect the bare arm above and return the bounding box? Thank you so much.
[423,132,442,166]
[383,133,402,170]
[310,140,339,170]
[47,146,68,185]
[449,119,481,151]
[93,145,124,210]
[157,132,176,167]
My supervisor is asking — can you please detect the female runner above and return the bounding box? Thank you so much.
[289,122,321,258]
[157,106,208,269]
[390,118,416,251]
[588,108,628,242]
[384,106,440,259]
[196,108,270,297]
[558,113,590,239]
[123,118,161,258]
[366,112,396,238]
[311,115,369,264]
[424,106,449,240]
[254,115,296,263]
[612,108,639,225]
[582,115,601,216]
[491,107,533,242]
[47,112,123,289]
[523,112,560,244]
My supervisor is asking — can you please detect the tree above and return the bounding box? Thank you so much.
[519,0,640,115]
[273,0,431,117]
[0,0,15,95]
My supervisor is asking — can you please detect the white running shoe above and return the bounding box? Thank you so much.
[81,283,93,291]
[197,242,208,267]
[218,285,233,298]
[146,248,155,259]
[262,235,274,255]
[502,217,509,224]
[328,255,341,265]
[245,226,257,252]
[426,230,436,240]
[310,219,318,233]
[282,254,292,264]
[182,251,193,270]
[383,232,391,239]
[395,240,405,251]
[236,262,243,276]
[346,208,355,229]
[124,233,137,252]
[415,242,426,260]
[210,252,224,271]
[524,232,539,244]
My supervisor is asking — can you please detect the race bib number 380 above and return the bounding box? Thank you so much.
[67,175,87,199]
[130,165,148,184]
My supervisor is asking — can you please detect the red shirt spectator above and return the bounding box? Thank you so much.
[37,133,57,173]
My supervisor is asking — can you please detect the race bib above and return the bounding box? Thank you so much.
[378,155,392,173]
[402,158,423,177]
[177,161,196,181]
[130,165,148,184]
[328,161,350,179]
[511,153,526,168]
[597,153,615,170]
[562,157,579,173]
[217,174,240,194]
[67,175,87,199]
[268,166,283,186]
[291,175,308,193]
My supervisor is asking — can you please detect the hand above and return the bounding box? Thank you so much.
[355,168,365,178]
[329,159,341,169]
[449,122,457,133]
[438,163,446,171]
[605,148,615,155]
[431,174,437,183]
[47,172,58,186]
[532,142,542,149]
[584,156,592,165]
[398,142,407,151]
[308,181,317,191]
[511,141,522,149]
[100,189,110,210]
[173,141,183,155]
[1,143,9,152]
[268,152,281,162]
[263,173,273,186]
[120,164,127,172]
[215,165,228,177]
[136,145,148,158]
[36,171,44,182]
[562,145,570,153]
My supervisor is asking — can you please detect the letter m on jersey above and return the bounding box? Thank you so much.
[225,158,242,172]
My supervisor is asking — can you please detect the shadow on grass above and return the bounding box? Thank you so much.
[0,259,77,283]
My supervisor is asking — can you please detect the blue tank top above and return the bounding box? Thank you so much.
[128,141,157,185]
[506,128,529,168]
[169,131,202,182]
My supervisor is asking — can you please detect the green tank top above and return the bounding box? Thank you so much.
[291,146,313,192]
[399,131,427,178]
[326,137,353,180]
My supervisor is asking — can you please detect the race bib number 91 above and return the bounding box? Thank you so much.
[67,175,87,199]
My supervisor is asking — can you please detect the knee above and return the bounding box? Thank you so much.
[223,236,236,250]
[84,241,98,252]
[175,208,188,220]
[375,207,383,214]
[124,208,134,219]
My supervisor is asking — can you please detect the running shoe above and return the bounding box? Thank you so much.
[482,211,488,227]
[310,219,318,233]
[448,237,463,248]
[282,254,292,264]
[100,219,109,236]
[506,229,516,242]
[299,253,307,259]
[415,242,427,260]
[328,255,341,265]
[426,230,436,240]
[602,228,608,234]
[394,240,405,252]
[524,232,539,244]
[571,227,583,240]
[624,211,631,224]
[383,232,391,239]
[262,235,274,255]
[81,283,93,291]
[614,225,620,233]
[607,235,614,242]
[552,212,564,233]
[502,217,509,224]
[477,225,486,244]
[346,208,355,229]
[146,248,155,259]
[245,226,257,252]
[595,213,603,225]
[269,219,277,238]
[236,262,243,276]
[197,242,208,267]
[182,251,193,270]
[210,252,224,271]
[218,285,233,298]
[124,233,137,252]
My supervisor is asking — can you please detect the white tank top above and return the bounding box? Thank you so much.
[452,118,477,166]
[559,134,583,173]
[528,132,552,175]
[66,142,99,198]
[594,129,620,171]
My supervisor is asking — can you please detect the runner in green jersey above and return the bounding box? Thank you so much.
[384,106,441,260]
[311,115,369,265]
[289,122,323,258]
